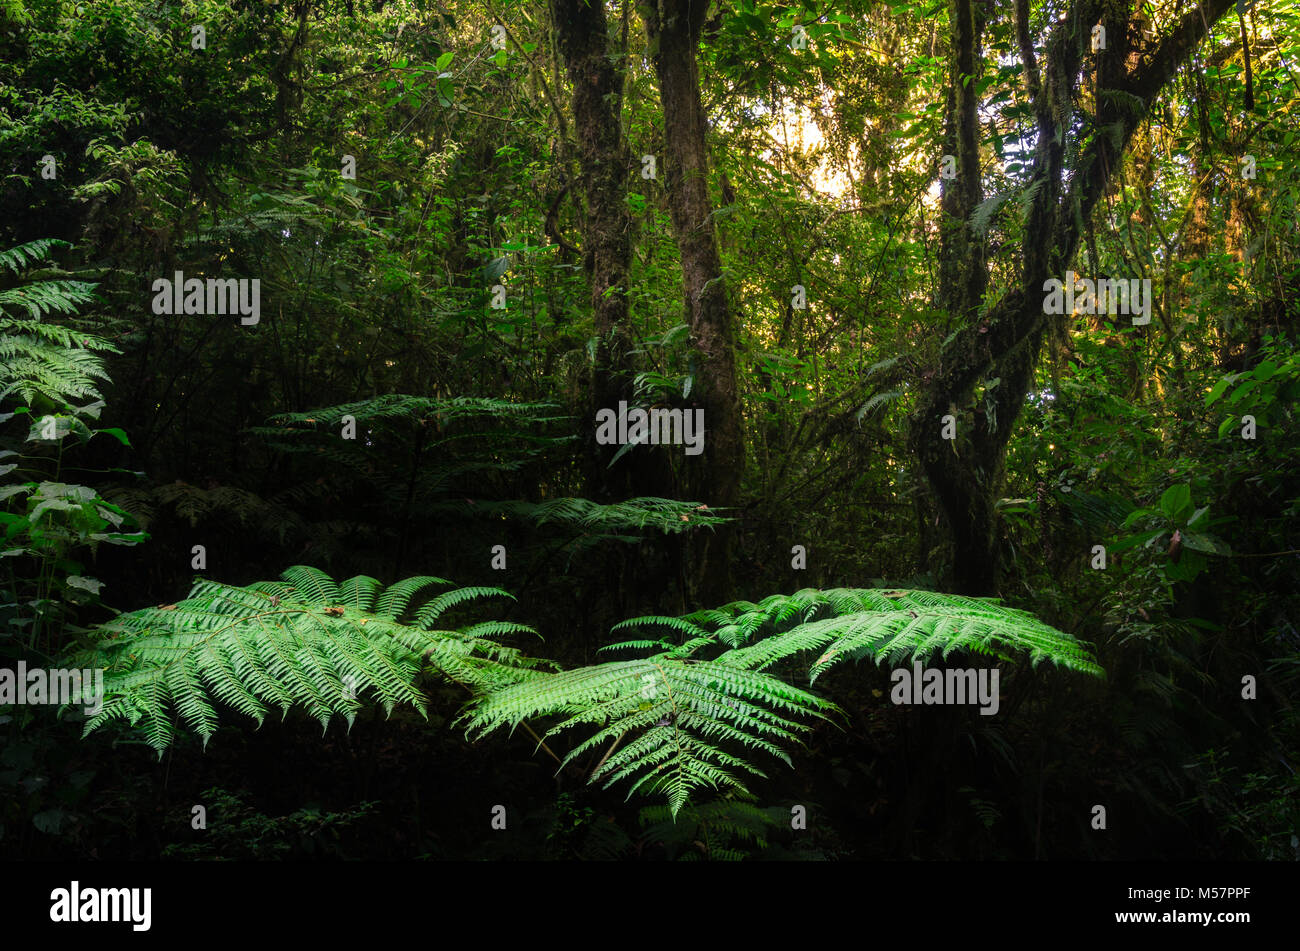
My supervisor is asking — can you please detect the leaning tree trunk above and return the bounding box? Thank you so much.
[911,0,1237,596]
[640,0,745,601]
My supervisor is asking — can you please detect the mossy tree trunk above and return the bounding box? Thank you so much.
[551,0,639,500]
[640,0,744,601]
[911,0,1236,595]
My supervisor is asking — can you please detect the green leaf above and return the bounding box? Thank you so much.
[1109,527,1166,554]
[95,427,131,447]
[1205,374,1237,405]
[1180,532,1232,557]
[66,575,104,595]
[1159,484,1193,523]
[32,809,64,835]
[1252,359,1278,381]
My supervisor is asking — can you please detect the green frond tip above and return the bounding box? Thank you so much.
[460,658,842,818]
[0,238,69,273]
[76,566,537,754]
[610,588,1102,683]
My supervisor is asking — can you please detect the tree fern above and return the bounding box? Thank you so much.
[76,567,546,753]
[461,654,839,818]
[608,588,1104,683]
[264,394,571,429]
[246,395,575,523]
[251,396,727,559]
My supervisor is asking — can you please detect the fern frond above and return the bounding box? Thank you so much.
[415,586,514,628]
[461,658,839,817]
[708,589,1103,681]
[374,575,452,619]
[491,496,729,537]
[969,190,1013,236]
[279,565,341,605]
[77,567,538,754]
[612,588,1103,682]
[855,389,905,422]
[0,238,68,273]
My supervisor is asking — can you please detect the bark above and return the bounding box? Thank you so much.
[640,0,744,600]
[913,0,1237,595]
[551,0,642,501]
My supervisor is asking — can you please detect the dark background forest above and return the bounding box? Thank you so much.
[1,0,1297,862]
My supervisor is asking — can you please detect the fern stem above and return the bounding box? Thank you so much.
[519,718,565,768]
[450,677,564,768]
[591,730,626,778]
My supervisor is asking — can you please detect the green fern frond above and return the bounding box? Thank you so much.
[374,575,451,619]
[608,614,710,643]
[279,565,341,604]
[0,280,97,319]
[855,389,905,422]
[0,238,68,273]
[77,567,539,754]
[638,797,778,859]
[461,658,839,817]
[613,588,1104,683]
[0,242,116,408]
[969,190,1014,236]
[267,394,568,428]
[415,586,514,628]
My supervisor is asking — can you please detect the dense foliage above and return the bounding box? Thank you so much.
[1,0,1296,861]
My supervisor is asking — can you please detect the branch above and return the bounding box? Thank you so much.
[1013,0,1041,102]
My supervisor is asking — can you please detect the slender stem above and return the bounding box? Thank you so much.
[519,718,565,768]
[592,729,626,778]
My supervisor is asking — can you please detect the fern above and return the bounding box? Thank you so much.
[76,567,546,754]
[0,239,69,274]
[248,395,574,521]
[461,655,839,817]
[487,496,728,540]
[0,240,116,407]
[969,190,1014,236]
[608,588,1104,683]
[266,394,571,429]
[855,389,905,423]
[500,588,1098,815]
[637,797,781,860]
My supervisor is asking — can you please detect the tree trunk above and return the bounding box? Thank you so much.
[551,0,643,502]
[640,0,744,600]
[911,0,1237,595]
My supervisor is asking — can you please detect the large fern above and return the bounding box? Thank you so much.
[246,395,574,525]
[461,653,838,817]
[607,588,1104,683]
[462,588,1099,817]
[76,566,546,753]
[78,576,1099,817]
